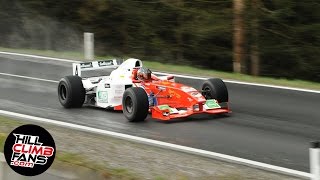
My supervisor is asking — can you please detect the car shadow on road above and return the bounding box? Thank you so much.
[85,105,123,113]
[153,113,232,124]
[84,105,232,124]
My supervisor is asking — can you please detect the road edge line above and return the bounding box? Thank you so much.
[0,72,58,83]
[154,71,320,94]
[0,51,79,63]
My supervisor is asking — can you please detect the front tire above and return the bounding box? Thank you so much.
[58,76,85,108]
[201,78,228,103]
[122,87,149,122]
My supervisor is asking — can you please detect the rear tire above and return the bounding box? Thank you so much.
[122,87,149,122]
[58,76,85,108]
[201,78,228,103]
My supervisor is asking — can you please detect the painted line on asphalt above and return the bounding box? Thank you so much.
[0,51,78,63]
[154,71,320,94]
[1,51,319,94]
[0,72,58,83]
[0,110,312,179]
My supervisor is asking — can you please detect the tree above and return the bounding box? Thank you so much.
[233,0,246,73]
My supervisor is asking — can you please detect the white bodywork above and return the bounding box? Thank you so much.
[73,58,143,108]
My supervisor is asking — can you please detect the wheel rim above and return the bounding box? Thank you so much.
[125,96,133,113]
[59,85,67,100]
[202,86,213,99]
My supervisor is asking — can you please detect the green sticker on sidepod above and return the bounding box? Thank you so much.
[97,91,108,103]
[205,99,221,109]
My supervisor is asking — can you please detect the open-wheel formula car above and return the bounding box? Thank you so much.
[57,58,230,122]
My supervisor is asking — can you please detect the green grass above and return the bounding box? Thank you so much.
[1,47,319,90]
[216,174,245,180]
[56,152,140,180]
[0,133,6,152]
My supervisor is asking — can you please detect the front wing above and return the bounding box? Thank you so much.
[151,100,230,121]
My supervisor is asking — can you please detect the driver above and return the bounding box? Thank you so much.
[137,67,152,81]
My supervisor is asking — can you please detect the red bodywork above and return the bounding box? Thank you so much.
[127,68,230,121]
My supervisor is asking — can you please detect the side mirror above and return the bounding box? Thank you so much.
[167,76,174,80]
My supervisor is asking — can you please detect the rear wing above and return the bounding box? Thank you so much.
[72,59,119,76]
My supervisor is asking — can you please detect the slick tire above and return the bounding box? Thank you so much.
[58,75,85,108]
[122,87,149,122]
[201,78,228,103]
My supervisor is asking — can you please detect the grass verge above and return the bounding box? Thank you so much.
[1,47,320,90]
[0,116,140,180]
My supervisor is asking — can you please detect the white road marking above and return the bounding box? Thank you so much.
[0,51,78,63]
[154,71,320,94]
[0,72,58,83]
[1,51,319,94]
[0,109,312,179]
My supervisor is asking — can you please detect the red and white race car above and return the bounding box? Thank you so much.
[58,58,230,121]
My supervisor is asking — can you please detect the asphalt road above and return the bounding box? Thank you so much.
[0,53,319,172]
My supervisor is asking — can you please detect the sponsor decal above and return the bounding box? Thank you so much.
[161,81,170,85]
[158,105,173,113]
[114,85,123,89]
[157,105,178,114]
[80,62,93,68]
[168,89,181,98]
[114,95,122,99]
[191,92,202,97]
[157,86,166,91]
[97,91,108,103]
[4,124,56,176]
[98,60,113,67]
[205,99,221,109]
[181,86,196,92]
[115,90,124,95]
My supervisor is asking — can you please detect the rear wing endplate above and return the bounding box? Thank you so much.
[72,59,119,76]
